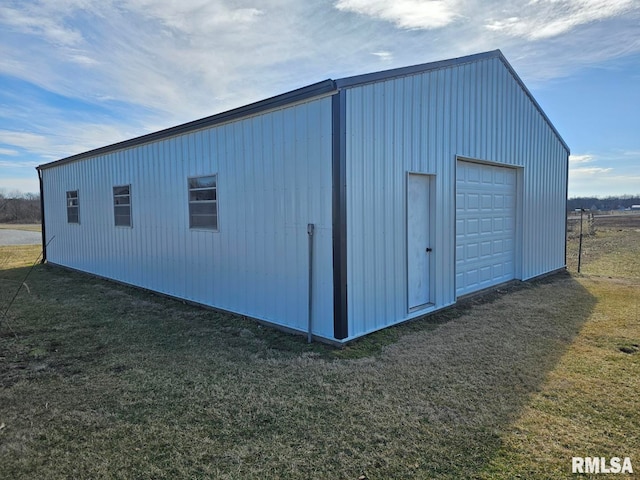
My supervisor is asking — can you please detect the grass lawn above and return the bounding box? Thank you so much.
[480,226,640,478]
[1,226,638,479]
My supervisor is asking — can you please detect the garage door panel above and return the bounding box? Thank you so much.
[466,164,481,183]
[467,193,480,210]
[480,266,492,282]
[466,269,479,287]
[506,194,515,209]
[456,161,517,297]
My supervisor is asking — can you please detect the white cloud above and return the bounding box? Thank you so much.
[372,51,393,61]
[620,149,640,158]
[0,0,639,199]
[0,121,137,160]
[569,154,595,164]
[131,1,265,33]
[0,159,39,168]
[0,177,39,195]
[571,166,614,176]
[569,172,640,196]
[0,4,84,46]
[334,0,461,29]
[567,148,640,196]
[1,0,638,124]
[0,1,308,124]
[0,148,19,156]
[333,0,637,39]
[0,130,51,151]
[67,52,99,66]
[485,0,635,40]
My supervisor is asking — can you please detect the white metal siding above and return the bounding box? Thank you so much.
[455,161,516,296]
[42,97,335,339]
[345,57,567,339]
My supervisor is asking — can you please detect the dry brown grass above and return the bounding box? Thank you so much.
[566,226,640,279]
[0,224,42,232]
[0,228,638,478]
[480,227,640,478]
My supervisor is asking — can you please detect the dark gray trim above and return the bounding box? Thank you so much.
[335,50,501,88]
[37,80,337,171]
[37,50,568,173]
[564,150,570,267]
[332,91,348,340]
[37,169,47,263]
[336,49,570,154]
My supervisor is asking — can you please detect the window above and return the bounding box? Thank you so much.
[113,185,132,227]
[66,190,79,223]
[188,175,217,230]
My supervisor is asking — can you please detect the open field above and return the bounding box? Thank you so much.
[1,227,639,478]
[567,210,640,234]
[591,212,640,229]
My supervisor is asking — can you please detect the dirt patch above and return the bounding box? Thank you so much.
[619,345,638,354]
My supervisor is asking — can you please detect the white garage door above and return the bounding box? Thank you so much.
[456,161,516,297]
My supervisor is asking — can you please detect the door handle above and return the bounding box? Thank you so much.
[426,247,433,253]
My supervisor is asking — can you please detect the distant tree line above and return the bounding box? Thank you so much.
[567,196,640,212]
[0,192,41,223]
[2,191,638,223]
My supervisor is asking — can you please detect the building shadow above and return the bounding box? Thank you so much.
[0,262,598,479]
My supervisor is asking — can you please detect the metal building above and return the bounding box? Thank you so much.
[37,50,569,343]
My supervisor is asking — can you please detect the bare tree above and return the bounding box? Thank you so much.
[0,191,41,223]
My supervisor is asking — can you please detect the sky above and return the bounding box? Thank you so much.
[0,0,639,198]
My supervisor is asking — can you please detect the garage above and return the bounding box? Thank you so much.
[38,50,569,342]
[455,160,517,297]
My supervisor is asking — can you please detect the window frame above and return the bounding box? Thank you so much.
[188,174,218,231]
[113,184,132,228]
[66,190,79,224]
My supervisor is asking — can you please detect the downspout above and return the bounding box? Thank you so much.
[307,223,315,343]
[564,149,570,268]
[331,90,348,340]
[37,167,47,263]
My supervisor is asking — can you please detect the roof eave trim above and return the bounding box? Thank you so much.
[38,79,338,170]
[335,50,502,89]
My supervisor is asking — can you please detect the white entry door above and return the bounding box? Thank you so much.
[407,174,432,310]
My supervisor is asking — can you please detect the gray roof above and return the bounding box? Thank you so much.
[37,49,568,171]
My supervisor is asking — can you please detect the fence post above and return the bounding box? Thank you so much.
[578,208,584,273]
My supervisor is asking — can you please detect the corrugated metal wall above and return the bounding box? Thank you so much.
[42,96,335,339]
[345,57,568,339]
